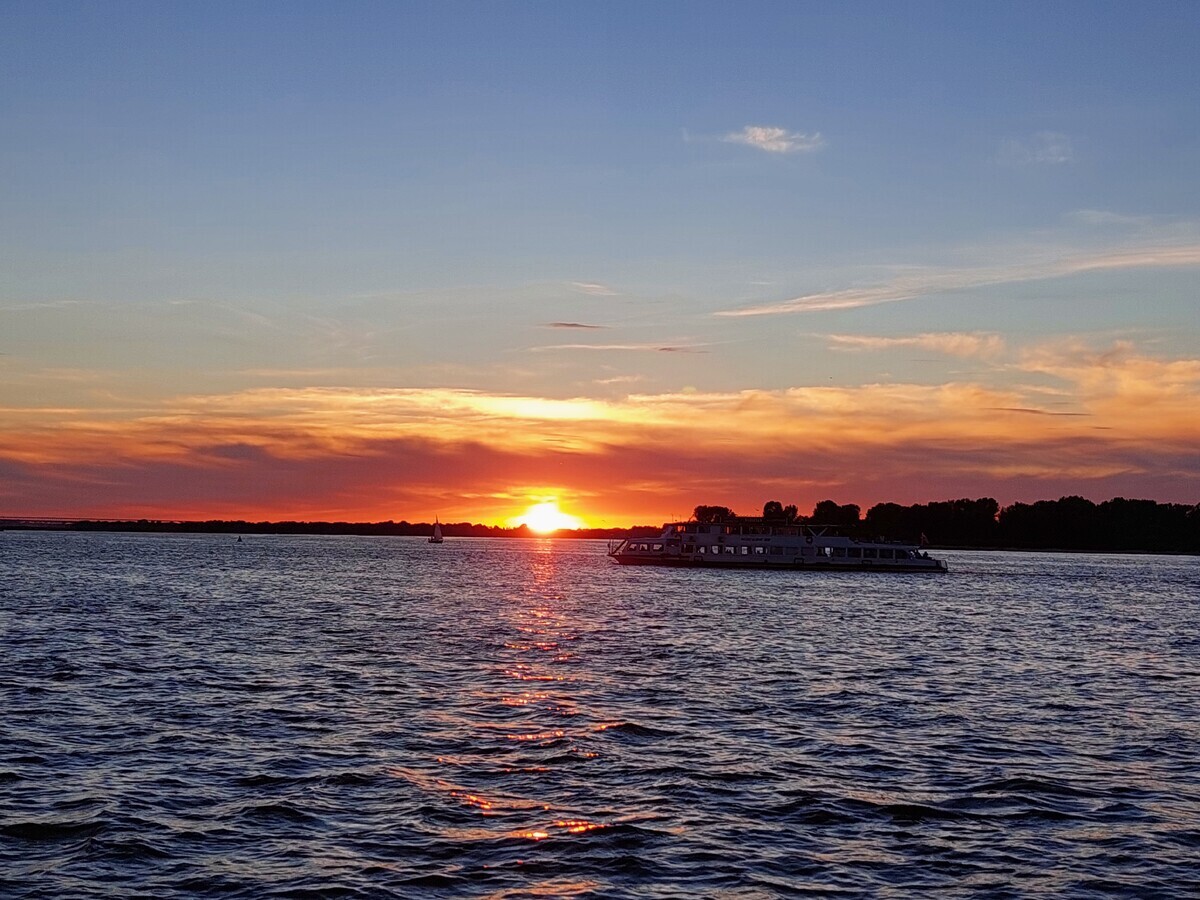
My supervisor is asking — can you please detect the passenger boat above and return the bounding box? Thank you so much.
[608,518,947,572]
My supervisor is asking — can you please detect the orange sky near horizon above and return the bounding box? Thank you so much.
[3,337,1199,526]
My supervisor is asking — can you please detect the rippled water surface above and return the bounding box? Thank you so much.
[3,532,1199,898]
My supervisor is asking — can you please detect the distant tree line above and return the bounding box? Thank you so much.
[693,497,1200,553]
[19,519,658,540]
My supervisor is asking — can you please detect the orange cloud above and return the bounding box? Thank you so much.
[717,239,1200,316]
[824,331,1006,358]
[2,342,1199,522]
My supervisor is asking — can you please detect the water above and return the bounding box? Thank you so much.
[2,532,1199,898]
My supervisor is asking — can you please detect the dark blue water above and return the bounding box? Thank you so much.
[2,532,1199,898]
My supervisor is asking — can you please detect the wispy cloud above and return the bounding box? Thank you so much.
[544,322,605,329]
[722,125,824,154]
[825,332,1006,358]
[570,281,619,296]
[717,237,1200,316]
[1066,209,1152,227]
[984,407,1088,416]
[532,343,707,353]
[998,131,1074,165]
[0,299,91,312]
[724,285,919,316]
[594,375,644,385]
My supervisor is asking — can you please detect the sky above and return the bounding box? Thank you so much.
[2,1,1199,527]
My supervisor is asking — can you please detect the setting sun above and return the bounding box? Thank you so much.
[510,501,585,534]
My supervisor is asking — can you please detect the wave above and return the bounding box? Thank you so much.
[2,819,105,842]
[594,722,676,739]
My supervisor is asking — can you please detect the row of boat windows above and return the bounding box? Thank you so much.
[671,524,802,535]
[626,543,915,559]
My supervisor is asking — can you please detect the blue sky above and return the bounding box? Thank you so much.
[2,2,1199,521]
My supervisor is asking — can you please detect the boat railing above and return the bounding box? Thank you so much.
[607,538,628,556]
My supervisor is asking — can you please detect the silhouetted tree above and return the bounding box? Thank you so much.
[997,495,1197,552]
[865,497,998,545]
[999,497,1092,549]
[864,502,913,539]
[693,505,736,523]
[762,500,785,521]
[810,500,861,527]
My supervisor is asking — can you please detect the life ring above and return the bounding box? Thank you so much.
[805,535,814,545]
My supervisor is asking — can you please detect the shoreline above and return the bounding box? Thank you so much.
[4,521,1197,556]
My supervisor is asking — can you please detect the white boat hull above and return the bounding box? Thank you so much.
[611,553,945,572]
[607,520,948,573]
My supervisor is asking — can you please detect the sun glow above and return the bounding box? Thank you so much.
[511,500,585,533]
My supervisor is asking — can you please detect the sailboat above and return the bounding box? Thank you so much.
[428,517,444,544]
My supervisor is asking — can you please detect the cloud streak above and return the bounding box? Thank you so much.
[824,332,1006,358]
[998,131,1074,165]
[717,239,1200,316]
[531,343,707,353]
[570,282,619,296]
[722,125,824,154]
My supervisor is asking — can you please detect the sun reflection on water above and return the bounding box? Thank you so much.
[478,879,603,899]
[413,540,615,866]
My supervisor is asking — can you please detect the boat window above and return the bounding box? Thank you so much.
[683,543,696,553]
[652,544,663,551]
[754,546,766,554]
[697,545,706,554]
[847,547,861,558]
[863,548,877,558]
[725,546,736,554]
[833,547,846,557]
[879,549,894,559]
[740,546,749,555]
